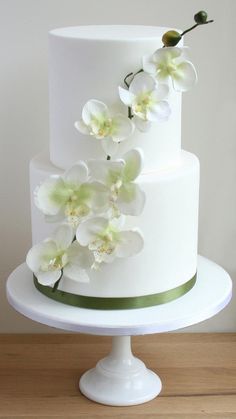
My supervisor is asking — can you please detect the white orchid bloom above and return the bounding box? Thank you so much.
[88,149,145,217]
[142,47,197,92]
[76,216,144,268]
[119,72,170,132]
[35,161,109,227]
[26,224,94,285]
[74,99,134,156]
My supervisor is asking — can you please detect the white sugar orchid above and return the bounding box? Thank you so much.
[76,216,144,268]
[119,72,170,132]
[26,224,94,285]
[88,149,145,217]
[35,161,109,228]
[142,47,197,92]
[74,99,134,156]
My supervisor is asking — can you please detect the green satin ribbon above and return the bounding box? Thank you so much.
[33,272,197,310]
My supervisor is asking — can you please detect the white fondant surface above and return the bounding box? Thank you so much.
[28,25,199,302]
[6,257,232,335]
[49,25,183,171]
[29,150,199,297]
[50,25,178,40]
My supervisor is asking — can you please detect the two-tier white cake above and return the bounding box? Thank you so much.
[29,25,199,307]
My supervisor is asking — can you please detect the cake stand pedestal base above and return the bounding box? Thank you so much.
[79,335,161,406]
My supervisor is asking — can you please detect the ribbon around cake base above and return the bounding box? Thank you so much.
[33,273,197,310]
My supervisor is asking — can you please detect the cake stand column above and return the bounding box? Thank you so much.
[79,335,162,406]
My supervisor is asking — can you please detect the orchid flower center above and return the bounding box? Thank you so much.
[91,115,115,138]
[89,225,120,266]
[70,193,78,202]
[42,251,68,272]
[107,169,123,201]
[110,178,122,196]
[65,202,90,226]
[166,61,178,74]
[134,91,154,118]
[158,58,177,76]
[64,184,92,213]
[65,203,90,217]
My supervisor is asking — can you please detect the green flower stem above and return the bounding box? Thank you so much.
[133,68,144,77]
[123,69,144,119]
[163,18,214,47]
[181,22,199,36]
[124,68,144,89]
[124,72,133,88]
[181,20,214,37]
[128,107,133,119]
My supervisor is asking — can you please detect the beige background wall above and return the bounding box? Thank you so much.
[1,0,235,333]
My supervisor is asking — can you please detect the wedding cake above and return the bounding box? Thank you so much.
[27,24,201,309]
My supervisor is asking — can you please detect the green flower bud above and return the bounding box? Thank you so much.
[194,10,208,24]
[162,30,182,47]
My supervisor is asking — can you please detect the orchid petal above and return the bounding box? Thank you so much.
[88,159,124,184]
[74,120,90,135]
[172,61,197,92]
[118,86,135,106]
[64,264,90,282]
[177,46,190,61]
[152,47,182,64]
[117,183,145,216]
[122,149,143,181]
[112,114,134,142]
[82,99,109,125]
[67,241,95,268]
[51,223,74,250]
[142,54,157,74]
[76,217,109,246]
[36,270,62,286]
[111,215,125,229]
[101,253,116,263]
[63,161,89,185]
[116,230,144,258]
[151,83,169,101]
[35,176,67,215]
[133,116,152,132]
[88,181,110,213]
[26,243,45,272]
[129,72,156,95]
[147,101,171,121]
[26,240,57,272]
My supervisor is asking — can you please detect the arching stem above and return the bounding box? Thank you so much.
[181,20,214,37]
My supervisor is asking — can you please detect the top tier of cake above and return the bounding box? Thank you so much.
[49,25,183,172]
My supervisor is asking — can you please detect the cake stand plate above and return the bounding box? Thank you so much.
[6,256,232,406]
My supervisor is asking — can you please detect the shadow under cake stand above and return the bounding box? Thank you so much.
[6,255,232,406]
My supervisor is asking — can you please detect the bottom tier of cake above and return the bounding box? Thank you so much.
[29,150,199,299]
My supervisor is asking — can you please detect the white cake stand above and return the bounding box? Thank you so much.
[6,255,232,406]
